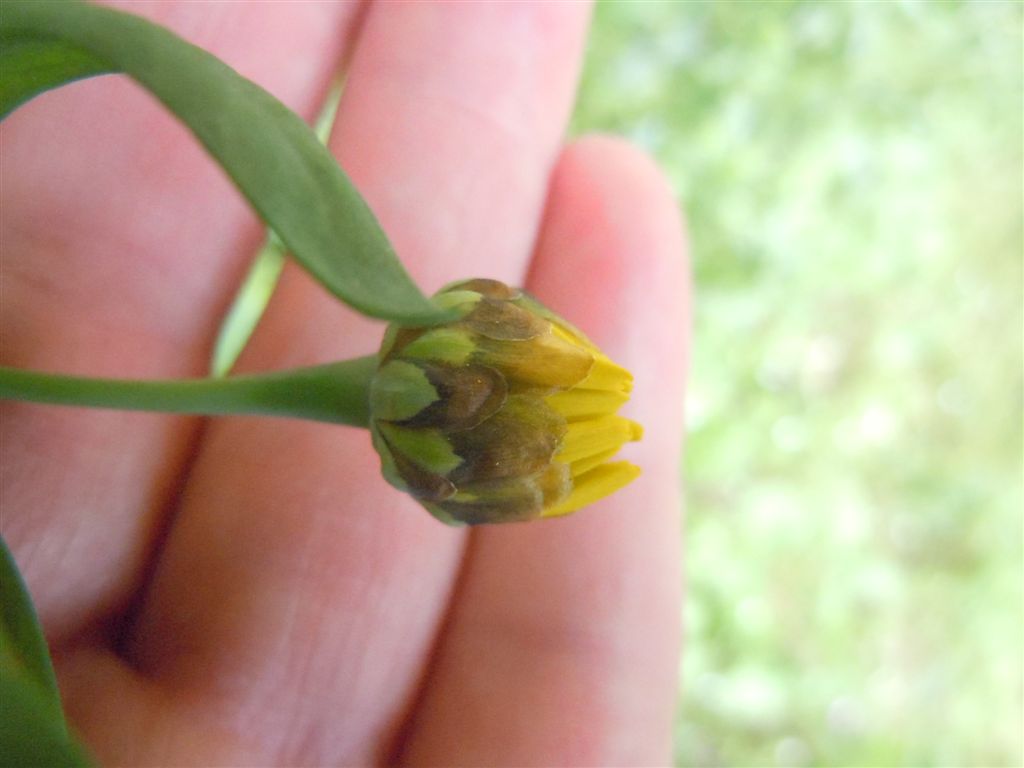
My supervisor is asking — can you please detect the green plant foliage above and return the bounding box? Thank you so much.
[576,2,1022,766]
[210,232,287,377]
[211,80,344,377]
[0,672,92,767]
[0,537,63,729]
[0,537,92,766]
[0,36,110,116]
[0,356,377,427]
[0,0,449,326]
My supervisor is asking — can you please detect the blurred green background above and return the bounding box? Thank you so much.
[571,1,1022,766]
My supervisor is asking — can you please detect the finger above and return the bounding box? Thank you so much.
[0,3,362,645]
[56,646,263,768]
[125,3,592,765]
[396,136,690,767]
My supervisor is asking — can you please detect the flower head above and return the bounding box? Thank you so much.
[369,278,641,525]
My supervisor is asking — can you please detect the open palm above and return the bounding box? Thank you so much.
[0,3,688,765]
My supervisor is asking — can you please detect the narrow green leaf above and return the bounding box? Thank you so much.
[0,0,451,325]
[0,537,64,731]
[210,79,346,377]
[0,33,112,116]
[0,670,93,768]
[210,232,287,377]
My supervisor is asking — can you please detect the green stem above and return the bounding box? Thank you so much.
[0,356,376,428]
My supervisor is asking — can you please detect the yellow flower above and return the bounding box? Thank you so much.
[369,278,642,525]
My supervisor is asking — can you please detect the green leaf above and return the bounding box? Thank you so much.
[210,231,287,377]
[210,78,346,376]
[0,0,451,325]
[0,670,92,768]
[0,34,111,116]
[0,537,63,729]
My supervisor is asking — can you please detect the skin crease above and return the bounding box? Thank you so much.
[0,2,689,767]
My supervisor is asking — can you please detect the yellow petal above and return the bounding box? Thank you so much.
[569,447,622,476]
[578,354,633,394]
[545,387,629,421]
[557,415,643,465]
[541,461,641,518]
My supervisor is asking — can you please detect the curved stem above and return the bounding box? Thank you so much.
[0,356,377,428]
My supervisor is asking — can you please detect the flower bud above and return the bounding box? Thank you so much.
[369,278,642,525]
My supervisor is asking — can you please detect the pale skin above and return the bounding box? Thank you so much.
[0,2,689,766]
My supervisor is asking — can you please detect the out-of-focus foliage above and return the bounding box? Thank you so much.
[573,2,1023,766]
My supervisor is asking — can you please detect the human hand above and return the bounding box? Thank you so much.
[0,3,688,765]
